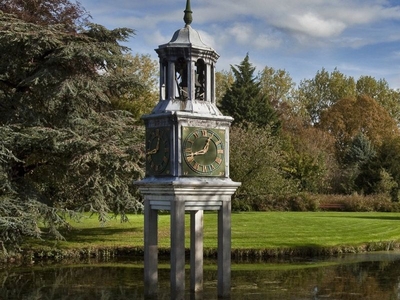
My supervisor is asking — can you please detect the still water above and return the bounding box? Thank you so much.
[1,252,400,299]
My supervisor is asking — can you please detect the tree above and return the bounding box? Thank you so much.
[0,0,90,30]
[0,4,145,250]
[215,69,234,106]
[218,54,281,132]
[259,66,295,107]
[340,133,377,194]
[110,53,158,122]
[229,125,297,210]
[356,76,400,125]
[376,137,400,201]
[297,68,356,125]
[282,126,337,193]
[319,95,399,159]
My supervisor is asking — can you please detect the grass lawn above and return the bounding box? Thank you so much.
[25,211,400,256]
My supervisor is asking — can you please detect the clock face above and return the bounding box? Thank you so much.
[146,127,170,176]
[182,127,225,176]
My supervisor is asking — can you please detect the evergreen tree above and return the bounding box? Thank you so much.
[341,133,378,194]
[219,54,280,132]
[0,4,145,251]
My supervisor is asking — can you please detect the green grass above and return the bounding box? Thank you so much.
[25,211,400,255]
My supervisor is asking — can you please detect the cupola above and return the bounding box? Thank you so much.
[152,0,221,115]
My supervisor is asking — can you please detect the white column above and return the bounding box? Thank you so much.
[170,199,186,297]
[206,63,211,102]
[169,61,175,100]
[189,59,195,101]
[211,63,216,104]
[144,200,158,297]
[217,200,231,298]
[190,210,204,292]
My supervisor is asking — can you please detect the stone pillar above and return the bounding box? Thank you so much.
[190,210,204,292]
[217,200,231,298]
[144,200,158,297]
[170,199,186,297]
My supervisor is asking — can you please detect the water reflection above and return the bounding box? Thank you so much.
[1,252,400,299]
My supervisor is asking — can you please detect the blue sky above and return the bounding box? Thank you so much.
[78,0,400,89]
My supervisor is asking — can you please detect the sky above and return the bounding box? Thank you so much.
[78,0,400,89]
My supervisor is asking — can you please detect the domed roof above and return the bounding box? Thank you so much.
[156,0,217,54]
[163,25,213,51]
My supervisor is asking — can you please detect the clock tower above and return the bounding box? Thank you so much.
[135,1,240,298]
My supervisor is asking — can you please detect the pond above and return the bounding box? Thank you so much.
[2,251,400,299]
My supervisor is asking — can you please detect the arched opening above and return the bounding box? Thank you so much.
[195,59,205,100]
[175,57,188,100]
[161,59,168,100]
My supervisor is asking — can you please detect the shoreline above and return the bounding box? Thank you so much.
[5,240,400,265]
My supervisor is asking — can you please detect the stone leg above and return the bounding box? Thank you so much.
[144,200,158,297]
[170,199,186,297]
[190,210,204,292]
[218,200,231,298]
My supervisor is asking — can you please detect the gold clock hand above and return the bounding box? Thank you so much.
[147,148,157,155]
[202,134,213,153]
[191,134,213,156]
[192,149,205,156]
[146,137,160,155]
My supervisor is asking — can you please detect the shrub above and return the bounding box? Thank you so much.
[232,193,400,212]
[239,193,319,212]
[314,193,400,212]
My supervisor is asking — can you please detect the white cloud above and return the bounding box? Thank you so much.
[253,33,282,49]
[291,12,346,38]
[213,23,282,51]
[227,23,253,45]
[79,0,400,89]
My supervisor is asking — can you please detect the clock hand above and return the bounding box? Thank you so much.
[191,134,213,156]
[202,133,213,153]
[146,137,160,155]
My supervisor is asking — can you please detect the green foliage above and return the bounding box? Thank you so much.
[283,148,327,193]
[219,54,281,132]
[297,68,356,125]
[0,7,145,250]
[247,193,318,212]
[109,53,158,122]
[229,125,297,211]
[376,137,400,201]
[259,66,295,106]
[375,169,398,198]
[343,133,376,165]
[339,133,377,194]
[281,125,337,194]
[215,69,234,106]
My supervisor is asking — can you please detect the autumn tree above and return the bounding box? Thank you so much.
[0,2,144,250]
[319,95,399,159]
[357,76,400,125]
[0,0,89,30]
